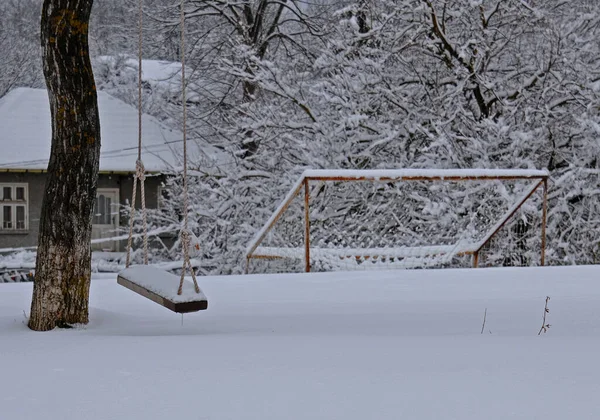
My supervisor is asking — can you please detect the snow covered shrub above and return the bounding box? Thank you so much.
[134,0,600,272]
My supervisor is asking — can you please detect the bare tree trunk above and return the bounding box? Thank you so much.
[29,0,101,331]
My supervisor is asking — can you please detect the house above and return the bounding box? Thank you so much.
[0,87,226,252]
[94,55,229,106]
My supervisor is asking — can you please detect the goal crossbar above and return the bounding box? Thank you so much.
[301,168,549,181]
[246,168,549,273]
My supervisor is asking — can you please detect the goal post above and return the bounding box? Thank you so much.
[245,169,549,274]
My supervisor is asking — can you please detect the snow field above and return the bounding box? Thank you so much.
[1,265,600,419]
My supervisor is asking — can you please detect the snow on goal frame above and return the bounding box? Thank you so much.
[245,169,549,273]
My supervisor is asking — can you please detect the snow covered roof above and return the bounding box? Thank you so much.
[0,87,228,173]
[95,56,227,102]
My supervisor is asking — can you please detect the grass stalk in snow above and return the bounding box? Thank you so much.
[481,308,487,334]
[538,296,551,335]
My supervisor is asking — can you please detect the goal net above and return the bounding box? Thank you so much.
[245,169,548,274]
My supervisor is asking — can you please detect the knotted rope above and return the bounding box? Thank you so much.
[125,159,149,267]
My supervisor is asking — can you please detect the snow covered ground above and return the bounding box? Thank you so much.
[2,265,600,419]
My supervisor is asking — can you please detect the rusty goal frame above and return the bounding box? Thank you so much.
[245,169,549,273]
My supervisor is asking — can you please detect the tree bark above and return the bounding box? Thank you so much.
[29,0,100,331]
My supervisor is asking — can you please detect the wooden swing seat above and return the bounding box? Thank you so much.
[120,2,207,315]
[117,266,208,313]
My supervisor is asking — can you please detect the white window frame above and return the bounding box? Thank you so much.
[0,183,29,231]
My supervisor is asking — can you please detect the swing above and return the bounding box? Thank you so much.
[117,0,208,313]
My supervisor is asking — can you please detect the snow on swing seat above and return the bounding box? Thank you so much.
[117,265,208,313]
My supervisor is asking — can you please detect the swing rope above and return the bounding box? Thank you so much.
[178,0,201,295]
[125,0,149,268]
[125,0,200,296]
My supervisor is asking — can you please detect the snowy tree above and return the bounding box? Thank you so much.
[0,0,44,97]
[89,0,139,56]
[56,0,600,272]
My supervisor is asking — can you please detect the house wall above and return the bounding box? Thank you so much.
[0,172,164,251]
[118,173,163,210]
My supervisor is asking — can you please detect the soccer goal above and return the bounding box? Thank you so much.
[245,169,548,274]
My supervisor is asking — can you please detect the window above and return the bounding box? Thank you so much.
[93,193,113,225]
[0,184,28,231]
[158,185,170,209]
[3,206,11,229]
[16,206,25,229]
[3,187,12,201]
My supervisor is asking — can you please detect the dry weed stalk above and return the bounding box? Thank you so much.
[481,308,487,334]
[538,296,551,335]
